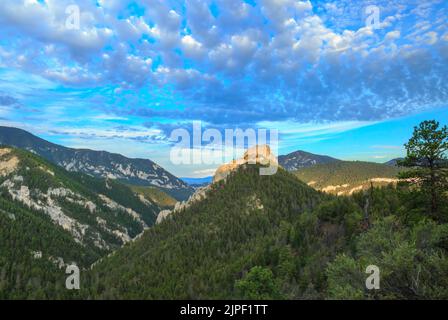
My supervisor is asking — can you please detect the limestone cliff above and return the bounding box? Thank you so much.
[213,144,278,183]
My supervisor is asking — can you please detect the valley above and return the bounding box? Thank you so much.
[0,126,194,201]
[0,145,161,298]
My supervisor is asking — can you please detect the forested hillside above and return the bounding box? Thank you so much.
[0,146,161,298]
[128,185,177,209]
[86,165,324,299]
[0,198,88,299]
[2,120,447,300]
[84,164,448,299]
[293,161,402,194]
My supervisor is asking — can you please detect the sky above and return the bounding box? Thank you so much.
[0,0,447,177]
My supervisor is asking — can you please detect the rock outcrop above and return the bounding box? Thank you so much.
[213,144,277,183]
[0,148,19,177]
[156,144,277,223]
[156,185,210,224]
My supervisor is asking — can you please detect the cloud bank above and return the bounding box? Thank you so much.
[0,0,446,127]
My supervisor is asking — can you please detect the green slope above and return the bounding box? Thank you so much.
[128,185,177,209]
[84,164,448,300]
[293,161,403,194]
[0,198,92,299]
[3,149,447,299]
[86,165,327,299]
[0,146,161,298]
[0,126,194,201]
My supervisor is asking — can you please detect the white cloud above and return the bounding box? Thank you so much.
[181,35,205,58]
[385,30,401,41]
[0,0,446,124]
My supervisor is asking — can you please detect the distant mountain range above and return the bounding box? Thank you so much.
[179,149,343,183]
[278,150,340,171]
[0,125,405,200]
[180,151,403,185]
[0,126,193,201]
[384,158,404,166]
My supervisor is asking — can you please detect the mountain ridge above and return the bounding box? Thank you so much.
[0,146,160,247]
[293,160,403,195]
[278,150,340,171]
[84,158,447,300]
[0,145,167,298]
[87,164,325,299]
[0,126,193,200]
[384,158,404,166]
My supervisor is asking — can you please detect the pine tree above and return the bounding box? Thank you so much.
[399,120,448,218]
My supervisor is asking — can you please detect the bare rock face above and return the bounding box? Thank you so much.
[156,209,172,224]
[213,161,240,183]
[0,148,19,177]
[156,185,210,224]
[213,144,277,183]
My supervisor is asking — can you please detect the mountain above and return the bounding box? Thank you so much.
[0,146,160,249]
[293,160,403,195]
[86,164,325,299]
[278,150,340,171]
[0,146,162,298]
[85,160,448,300]
[2,146,447,299]
[157,145,279,224]
[181,149,339,185]
[181,176,213,186]
[384,158,404,166]
[0,126,193,201]
[213,144,278,183]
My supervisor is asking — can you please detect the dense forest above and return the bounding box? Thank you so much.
[0,197,87,299]
[293,161,402,189]
[1,120,447,299]
[83,163,448,299]
[82,120,448,299]
[0,146,160,299]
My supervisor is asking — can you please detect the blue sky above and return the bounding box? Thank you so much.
[0,0,447,177]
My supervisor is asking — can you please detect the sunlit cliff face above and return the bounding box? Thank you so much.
[213,145,278,183]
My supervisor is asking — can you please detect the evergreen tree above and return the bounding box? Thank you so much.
[235,266,282,299]
[399,120,448,218]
